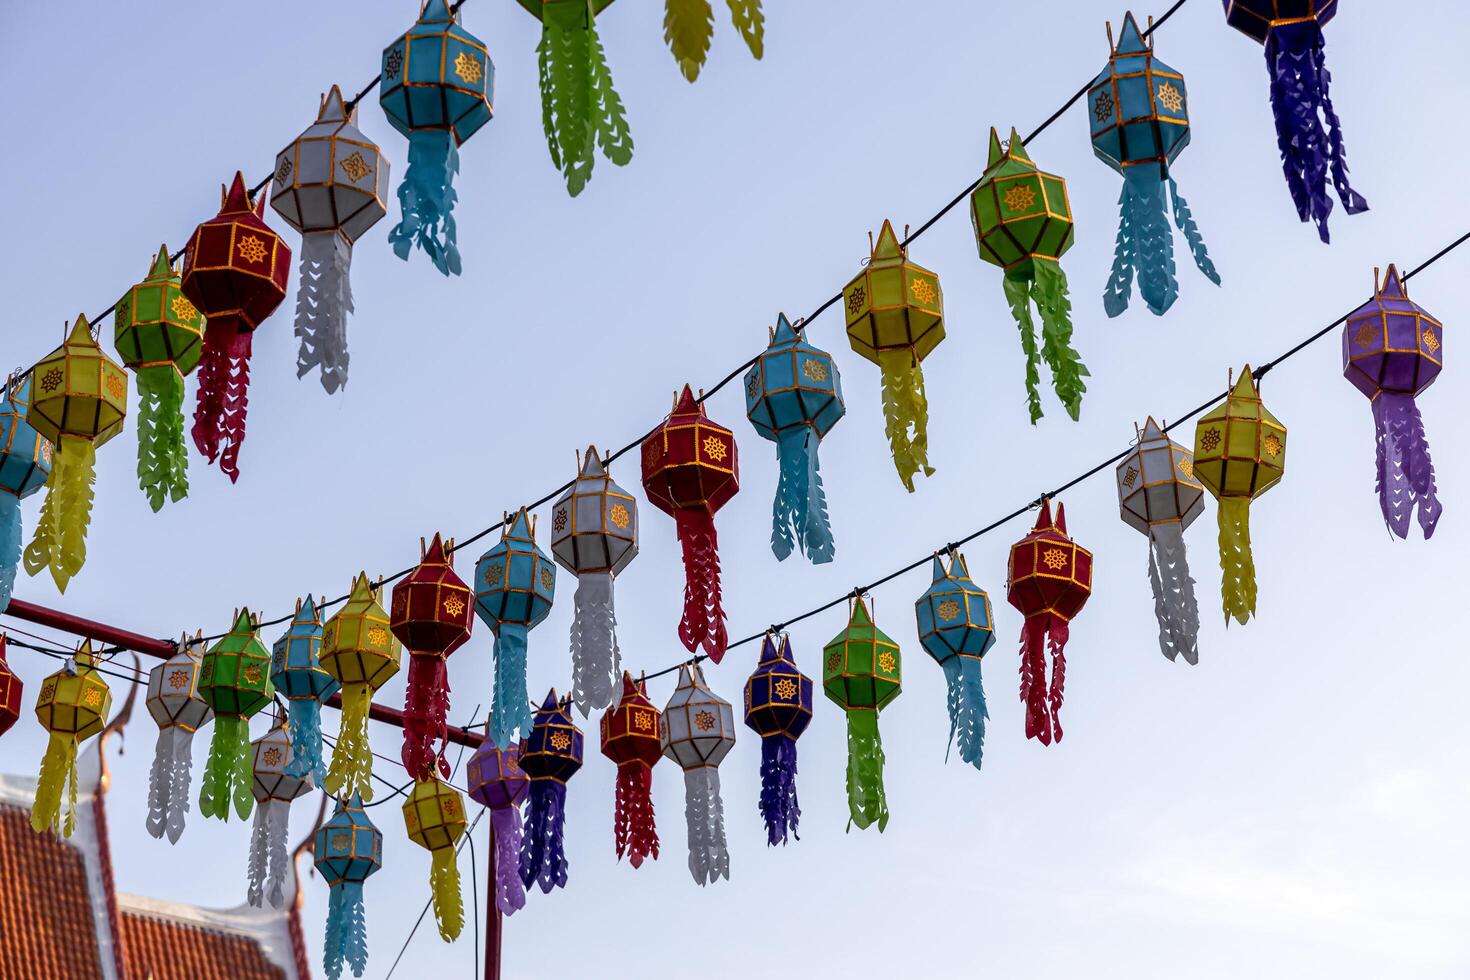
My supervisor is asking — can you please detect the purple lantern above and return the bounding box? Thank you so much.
[467,737,530,916]
[517,690,583,894]
[743,633,813,846]
[1343,265,1442,538]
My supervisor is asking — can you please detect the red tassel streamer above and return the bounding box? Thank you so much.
[402,657,451,780]
[613,761,659,868]
[192,322,253,483]
[1018,614,1068,745]
[674,509,727,662]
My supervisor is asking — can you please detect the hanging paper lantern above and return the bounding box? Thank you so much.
[466,739,529,916]
[517,0,632,196]
[822,597,900,831]
[392,533,474,778]
[475,509,555,748]
[315,793,383,980]
[1343,265,1442,538]
[970,127,1088,423]
[180,172,290,482]
[1224,1,1367,242]
[660,663,736,884]
[0,635,21,738]
[270,595,338,786]
[842,220,943,491]
[743,632,812,846]
[0,374,51,612]
[1193,366,1286,624]
[30,640,112,837]
[599,672,661,868]
[642,385,739,662]
[403,776,468,941]
[271,86,390,393]
[144,633,213,843]
[550,444,638,715]
[662,0,764,81]
[22,315,127,592]
[519,690,583,894]
[198,608,274,822]
[379,0,492,276]
[1007,499,1092,745]
[743,313,845,563]
[322,573,403,801]
[915,551,995,771]
[1117,418,1205,663]
[1088,13,1219,317]
[247,715,312,910]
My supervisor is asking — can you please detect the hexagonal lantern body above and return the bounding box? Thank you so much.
[660,663,736,883]
[743,633,813,742]
[114,246,204,375]
[1117,417,1204,536]
[1192,368,1286,504]
[147,642,213,733]
[476,509,555,748]
[467,741,528,811]
[1224,0,1337,44]
[145,636,213,842]
[31,641,112,836]
[247,719,310,909]
[520,691,584,785]
[322,574,402,802]
[252,720,311,804]
[520,690,582,894]
[0,636,21,737]
[601,672,662,867]
[199,608,275,719]
[915,553,996,667]
[380,0,494,145]
[0,374,51,500]
[314,793,383,979]
[971,128,1075,278]
[181,173,291,335]
[551,446,638,577]
[823,598,900,831]
[271,87,390,243]
[843,220,944,365]
[1088,13,1190,176]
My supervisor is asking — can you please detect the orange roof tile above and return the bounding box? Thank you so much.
[0,803,106,978]
[119,910,286,980]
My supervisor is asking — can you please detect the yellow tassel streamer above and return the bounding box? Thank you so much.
[1217,497,1256,626]
[23,435,96,593]
[325,683,374,801]
[430,846,464,941]
[876,349,934,493]
[31,734,78,836]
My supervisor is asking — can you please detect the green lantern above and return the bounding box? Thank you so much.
[198,607,274,822]
[822,596,901,831]
[114,245,205,511]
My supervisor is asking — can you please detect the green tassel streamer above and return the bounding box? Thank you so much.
[1033,259,1089,422]
[136,365,189,512]
[844,709,889,832]
[539,1,633,197]
[1002,275,1044,424]
[200,715,253,822]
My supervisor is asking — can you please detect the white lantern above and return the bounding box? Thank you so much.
[247,717,312,909]
[660,663,736,885]
[144,634,213,844]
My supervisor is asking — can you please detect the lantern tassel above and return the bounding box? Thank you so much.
[682,766,730,885]
[30,732,77,836]
[135,365,189,511]
[569,572,620,716]
[674,509,728,662]
[876,349,934,492]
[402,657,451,779]
[389,131,462,277]
[324,880,368,980]
[490,625,533,748]
[0,494,20,614]
[1374,393,1441,540]
[727,0,764,56]
[1107,169,1178,317]
[246,801,269,906]
[1168,177,1219,286]
[23,434,96,593]
[491,807,527,916]
[248,801,292,909]
[613,762,659,868]
[758,733,801,846]
[519,780,569,893]
[325,683,375,801]
[1148,523,1201,665]
[1019,614,1067,745]
[191,325,252,483]
[941,655,988,770]
[1003,275,1045,424]
[1266,30,1368,243]
[430,846,464,941]
[146,726,197,843]
[843,709,888,832]
[772,427,835,564]
[200,714,253,821]
[295,231,354,394]
[1217,497,1257,625]
[1033,258,1088,422]
[285,697,327,784]
[538,2,633,197]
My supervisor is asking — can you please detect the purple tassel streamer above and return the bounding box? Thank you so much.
[758,735,800,846]
[518,781,568,894]
[491,807,527,916]
[1373,393,1441,539]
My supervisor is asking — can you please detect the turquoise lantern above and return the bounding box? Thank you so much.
[914,551,995,770]
[0,375,51,612]
[270,595,339,784]
[1087,12,1218,317]
[476,508,556,748]
[743,313,845,564]
[315,793,383,980]
[379,0,493,276]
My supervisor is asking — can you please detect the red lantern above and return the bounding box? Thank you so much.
[1006,498,1092,745]
[180,172,291,482]
[0,634,21,738]
[599,672,661,868]
[641,385,739,662]
[391,533,474,780]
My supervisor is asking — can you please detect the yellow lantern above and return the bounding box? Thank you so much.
[31,639,113,836]
[402,776,467,941]
[321,572,402,801]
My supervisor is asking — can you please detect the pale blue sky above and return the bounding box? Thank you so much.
[4,1,1469,978]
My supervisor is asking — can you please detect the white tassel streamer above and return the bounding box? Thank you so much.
[294,231,355,394]
[246,801,293,909]
[569,572,619,716]
[682,766,730,886]
[1147,522,1201,665]
[145,727,199,844]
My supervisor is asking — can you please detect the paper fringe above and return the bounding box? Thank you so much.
[876,348,934,492]
[757,734,800,846]
[191,324,252,482]
[491,806,527,916]
[843,711,888,832]
[682,765,730,885]
[430,845,464,942]
[325,684,376,802]
[1374,393,1441,540]
[538,4,633,197]
[295,231,355,394]
[674,509,728,662]
[146,726,198,843]
[199,714,253,821]
[941,655,988,770]
[663,0,714,82]
[30,733,78,836]
[1168,177,1219,288]
[135,364,189,511]
[1106,170,1177,317]
[613,762,659,868]
[1147,522,1201,664]
[569,572,620,716]
[1002,259,1091,425]
[23,434,95,593]
[725,0,764,57]
[1217,497,1257,626]
[402,656,451,779]
[491,626,533,749]
[389,131,462,277]
[324,880,368,980]
[772,427,835,564]
[285,697,327,785]
[0,495,19,614]
[520,780,569,893]
[1019,614,1067,745]
[247,800,291,909]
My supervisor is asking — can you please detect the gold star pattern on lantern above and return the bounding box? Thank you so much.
[774,678,797,701]
[825,651,842,672]
[1157,82,1184,113]
[610,504,630,529]
[484,564,503,586]
[1263,434,1283,458]
[263,747,283,768]
[243,665,263,685]
[105,374,125,399]
[702,435,728,462]
[633,710,653,732]
[168,670,189,691]
[366,626,390,647]
[1042,547,1068,571]
[550,731,571,751]
[237,235,268,264]
[1353,323,1376,348]
[83,687,104,708]
[443,596,466,618]
[1200,428,1222,452]
[846,286,866,315]
[695,710,715,732]
[802,358,828,383]
[539,567,554,590]
[453,52,483,85]
[1094,90,1115,123]
[910,277,936,306]
[339,152,371,182]
[1122,466,1139,488]
[171,294,199,321]
[877,651,896,675]
[1177,457,1194,478]
[1423,328,1441,355]
[552,509,568,533]
[1003,184,1037,212]
[40,369,63,393]
[937,599,960,621]
[330,832,350,851]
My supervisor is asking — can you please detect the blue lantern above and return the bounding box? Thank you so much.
[0,375,51,613]
[379,0,494,276]
[475,508,555,748]
[519,689,583,893]
[270,595,339,784]
[743,314,845,564]
[1088,12,1219,317]
[743,632,814,846]
[914,551,995,770]
[315,793,383,980]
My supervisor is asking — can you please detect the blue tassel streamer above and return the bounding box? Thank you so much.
[519,780,568,893]
[1111,169,1177,318]
[941,656,988,771]
[758,734,801,846]
[0,495,20,615]
[491,625,532,749]
[284,698,326,785]
[771,428,834,564]
[324,881,368,980]
[1168,178,1219,287]
[388,131,462,277]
